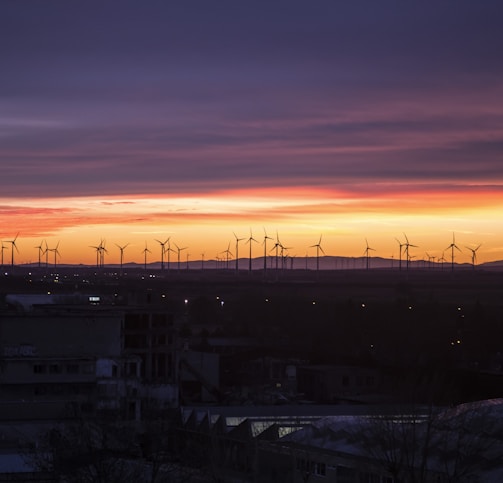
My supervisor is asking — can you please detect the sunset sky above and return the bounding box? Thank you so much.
[2,1,503,266]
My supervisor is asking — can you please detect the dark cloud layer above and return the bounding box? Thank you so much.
[1,1,503,198]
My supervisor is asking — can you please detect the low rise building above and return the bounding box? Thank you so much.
[0,293,179,421]
[0,294,137,420]
[297,364,383,403]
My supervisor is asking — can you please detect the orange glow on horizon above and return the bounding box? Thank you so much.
[2,185,503,266]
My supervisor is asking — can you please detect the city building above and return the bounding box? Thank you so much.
[0,293,139,421]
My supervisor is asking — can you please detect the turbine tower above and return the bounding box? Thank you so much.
[0,242,6,267]
[233,232,245,273]
[465,244,481,270]
[115,243,129,275]
[403,233,417,271]
[142,242,151,270]
[245,229,258,273]
[446,233,461,271]
[363,238,375,270]
[174,242,187,271]
[310,234,325,272]
[47,242,61,269]
[222,242,233,270]
[270,232,283,271]
[168,241,177,272]
[262,228,273,272]
[99,239,108,268]
[6,233,19,267]
[280,244,292,271]
[425,252,435,270]
[35,240,46,268]
[155,238,169,270]
[90,242,101,268]
[395,237,405,271]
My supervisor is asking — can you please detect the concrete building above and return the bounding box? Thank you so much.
[123,308,179,411]
[0,294,140,420]
[0,293,179,421]
[178,400,503,482]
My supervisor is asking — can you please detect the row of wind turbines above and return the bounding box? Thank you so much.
[0,230,482,272]
[0,235,62,269]
[391,233,481,272]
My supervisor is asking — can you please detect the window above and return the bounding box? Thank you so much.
[152,313,167,328]
[81,402,94,413]
[359,472,381,483]
[49,364,61,374]
[33,364,46,374]
[296,459,326,477]
[314,462,326,476]
[124,334,147,349]
[126,362,137,377]
[66,364,80,374]
[337,466,356,483]
[153,335,166,347]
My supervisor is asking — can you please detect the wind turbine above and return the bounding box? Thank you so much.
[155,238,169,270]
[174,242,187,271]
[446,233,461,271]
[222,242,233,270]
[403,233,417,271]
[91,239,107,268]
[245,229,258,273]
[363,238,375,270]
[465,244,481,270]
[6,233,19,267]
[47,241,61,269]
[0,242,7,267]
[35,240,46,268]
[310,234,325,272]
[280,243,293,271]
[142,242,151,270]
[395,237,405,271]
[270,232,283,271]
[90,242,101,268]
[115,243,129,275]
[233,232,245,273]
[99,239,108,267]
[262,228,273,272]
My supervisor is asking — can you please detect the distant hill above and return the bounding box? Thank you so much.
[17,255,498,271]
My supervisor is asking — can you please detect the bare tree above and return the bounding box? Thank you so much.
[433,401,503,482]
[352,405,439,483]
[26,410,209,483]
[27,418,144,482]
[352,401,503,483]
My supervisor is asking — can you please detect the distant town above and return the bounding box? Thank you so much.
[0,266,502,481]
